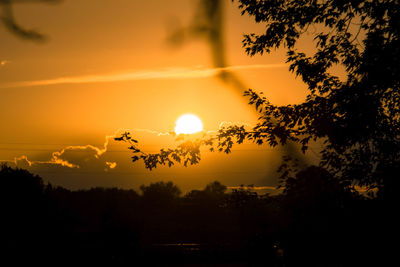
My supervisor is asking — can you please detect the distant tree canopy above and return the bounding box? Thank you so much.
[118,0,400,195]
[140,181,182,205]
[0,164,44,201]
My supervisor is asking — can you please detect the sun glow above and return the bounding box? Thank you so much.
[174,114,204,135]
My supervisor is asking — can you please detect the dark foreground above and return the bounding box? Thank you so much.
[0,165,393,266]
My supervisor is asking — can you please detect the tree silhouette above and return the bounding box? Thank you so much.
[204,180,227,195]
[140,181,181,206]
[185,181,228,209]
[235,0,400,191]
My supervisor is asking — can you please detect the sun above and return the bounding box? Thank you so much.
[174,114,204,135]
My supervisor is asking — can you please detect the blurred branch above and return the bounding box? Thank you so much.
[166,0,247,93]
[0,0,61,42]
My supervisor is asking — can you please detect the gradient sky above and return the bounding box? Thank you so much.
[0,0,315,192]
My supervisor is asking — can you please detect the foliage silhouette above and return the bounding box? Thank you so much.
[236,0,400,192]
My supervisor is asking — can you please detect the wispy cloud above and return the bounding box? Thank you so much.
[0,64,287,88]
[204,121,253,135]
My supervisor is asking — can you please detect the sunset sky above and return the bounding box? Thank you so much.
[0,0,314,192]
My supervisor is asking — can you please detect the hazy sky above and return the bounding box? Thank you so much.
[0,0,314,192]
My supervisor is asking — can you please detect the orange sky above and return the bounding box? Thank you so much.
[0,0,315,192]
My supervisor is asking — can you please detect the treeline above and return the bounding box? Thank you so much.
[0,165,390,266]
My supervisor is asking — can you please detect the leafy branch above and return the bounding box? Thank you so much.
[115,89,311,171]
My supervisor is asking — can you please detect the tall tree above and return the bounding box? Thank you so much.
[235,0,400,192]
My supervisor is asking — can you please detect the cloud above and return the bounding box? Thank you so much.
[0,64,287,88]
[0,134,115,169]
[204,121,253,135]
[0,154,74,168]
[0,155,33,168]
[128,128,171,136]
[105,161,117,169]
[42,130,129,169]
